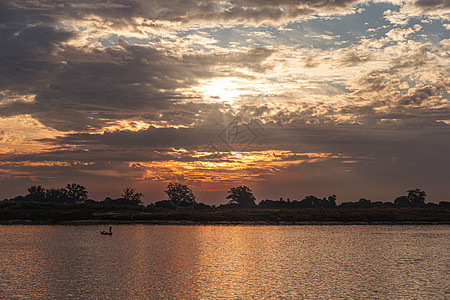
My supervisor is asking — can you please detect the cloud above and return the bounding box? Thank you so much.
[0,0,361,37]
[1,0,449,203]
[335,47,372,66]
[383,0,450,24]
[341,39,449,128]
[0,26,275,131]
[5,0,447,30]
[0,0,445,132]
[386,25,421,41]
[2,121,449,202]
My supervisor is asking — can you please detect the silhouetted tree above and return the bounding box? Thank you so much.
[339,201,357,208]
[165,183,196,209]
[65,183,88,203]
[258,199,291,209]
[226,186,256,207]
[326,195,337,208]
[294,195,337,208]
[45,188,68,203]
[394,195,411,207]
[358,198,372,208]
[26,185,46,202]
[407,189,426,207]
[394,189,427,207]
[8,195,27,202]
[121,187,143,206]
[102,197,114,205]
[298,195,320,208]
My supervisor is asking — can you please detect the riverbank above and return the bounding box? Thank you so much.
[1,202,449,225]
[2,219,449,225]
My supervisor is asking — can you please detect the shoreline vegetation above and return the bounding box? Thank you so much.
[1,202,449,225]
[1,183,449,225]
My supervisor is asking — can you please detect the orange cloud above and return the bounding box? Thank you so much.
[131,149,342,183]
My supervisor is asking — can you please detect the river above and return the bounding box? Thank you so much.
[0,225,448,299]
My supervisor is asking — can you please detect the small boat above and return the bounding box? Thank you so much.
[101,226,112,235]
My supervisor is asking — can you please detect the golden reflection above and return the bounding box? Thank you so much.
[0,226,62,298]
[1,225,447,298]
[193,226,259,299]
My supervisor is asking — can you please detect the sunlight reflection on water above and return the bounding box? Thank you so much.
[0,225,449,299]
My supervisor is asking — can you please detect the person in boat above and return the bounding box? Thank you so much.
[101,226,112,235]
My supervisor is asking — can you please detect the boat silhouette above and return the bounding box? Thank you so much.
[101,226,112,235]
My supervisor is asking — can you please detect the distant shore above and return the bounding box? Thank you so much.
[1,219,449,226]
[1,202,449,226]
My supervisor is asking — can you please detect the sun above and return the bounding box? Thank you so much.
[201,77,245,103]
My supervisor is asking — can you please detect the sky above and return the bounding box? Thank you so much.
[0,0,449,204]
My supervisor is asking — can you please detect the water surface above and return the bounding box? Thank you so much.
[0,225,448,299]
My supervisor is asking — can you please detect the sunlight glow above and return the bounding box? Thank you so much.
[201,77,245,102]
[0,91,36,105]
[0,115,62,154]
[102,120,152,133]
[131,150,344,183]
[194,76,280,104]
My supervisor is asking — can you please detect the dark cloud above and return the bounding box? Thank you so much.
[5,0,447,32]
[1,1,280,131]
[2,122,449,202]
[337,49,371,67]
[1,25,275,130]
[398,85,445,106]
[414,0,450,10]
[0,25,74,94]
[4,0,361,27]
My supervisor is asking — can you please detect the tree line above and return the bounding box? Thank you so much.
[155,185,449,209]
[5,184,143,206]
[3,183,449,210]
